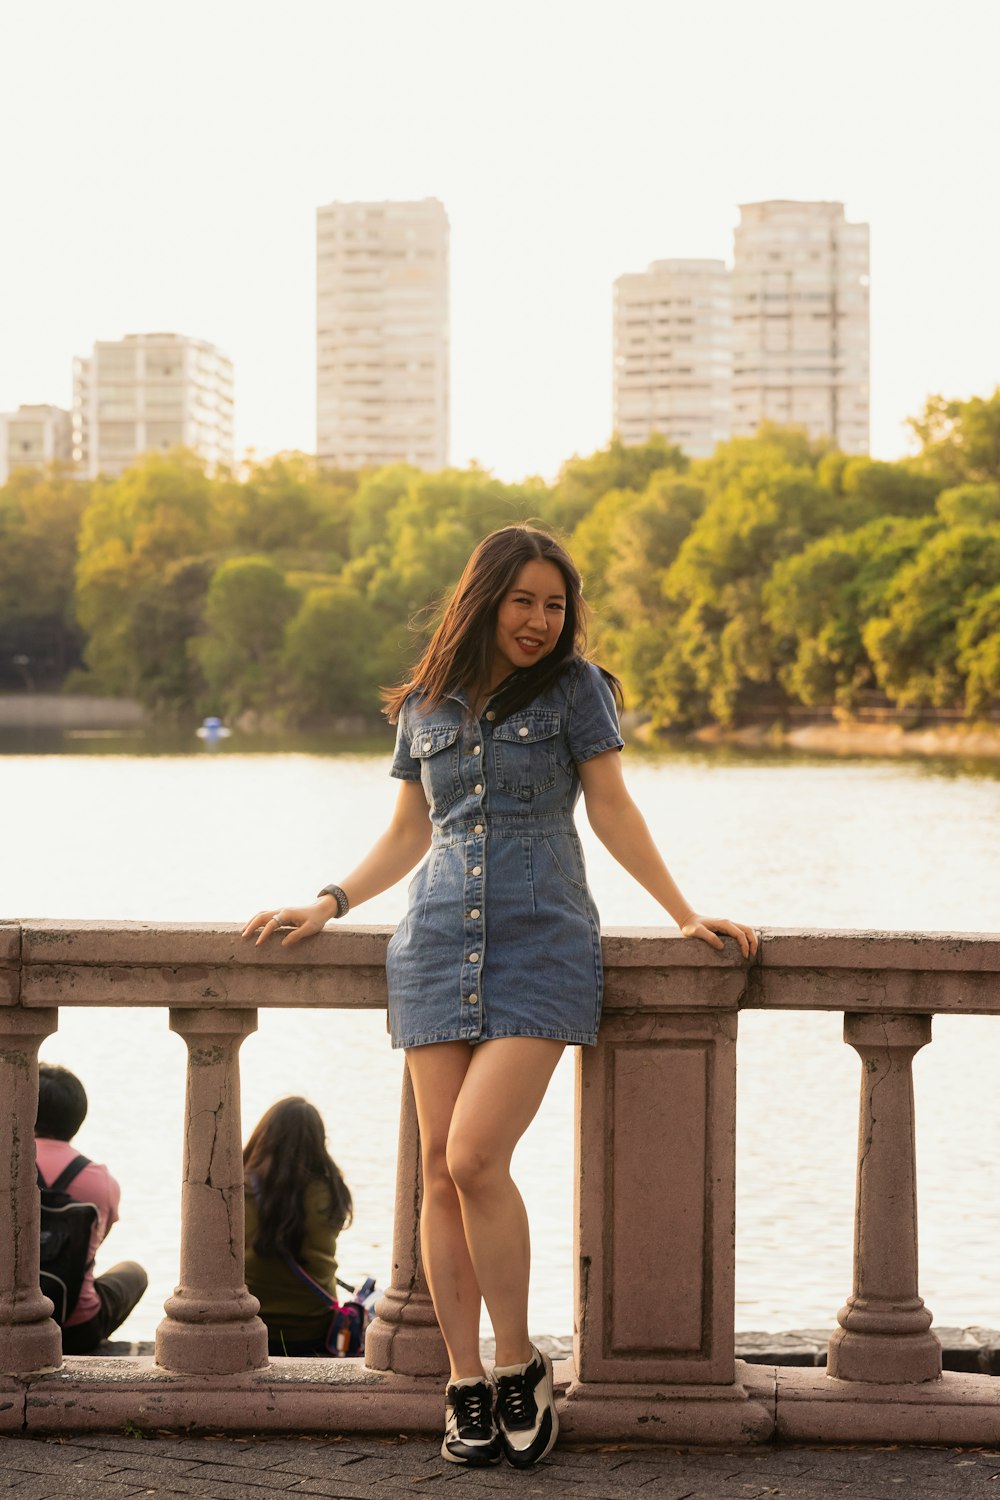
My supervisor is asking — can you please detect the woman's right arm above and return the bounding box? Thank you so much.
[242,779,431,948]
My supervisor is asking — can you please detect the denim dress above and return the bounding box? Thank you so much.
[385,658,624,1050]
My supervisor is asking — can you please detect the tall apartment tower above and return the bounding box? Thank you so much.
[0,405,72,484]
[72,332,234,479]
[613,259,732,457]
[316,198,450,470]
[731,201,869,453]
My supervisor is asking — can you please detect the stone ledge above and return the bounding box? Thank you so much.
[1,1355,576,1435]
[12,1359,1000,1446]
[775,1367,1000,1444]
[737,1327,1000,1375]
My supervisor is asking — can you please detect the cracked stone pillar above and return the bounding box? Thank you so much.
[828,1012,941,1383]
[155,1007,268,1375]
[0,1007,62,1376]
[365,1061,448,1377]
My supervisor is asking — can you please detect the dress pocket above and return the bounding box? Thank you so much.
[492,710,560,800]
[541,831,589,892]
[410,721,462,812]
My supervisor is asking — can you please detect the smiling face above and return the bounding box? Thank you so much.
[490,558,568,687]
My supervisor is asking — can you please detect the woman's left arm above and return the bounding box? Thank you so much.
[577,750,758,958]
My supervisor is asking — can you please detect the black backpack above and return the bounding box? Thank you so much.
[37,1155,98,1325]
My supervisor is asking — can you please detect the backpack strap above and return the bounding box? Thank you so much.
[281,1250,339,1310]
[44,1155,92,1194]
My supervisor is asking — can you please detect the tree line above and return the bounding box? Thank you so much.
[2,389,999,728]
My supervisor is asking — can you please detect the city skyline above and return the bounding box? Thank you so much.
[2,0,998,482]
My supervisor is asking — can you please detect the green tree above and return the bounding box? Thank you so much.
[764,516,939,708]
[190,557,299,717]
[124,558,214,712]
[908,389,1000,485]
[217,452,356,564]
[0,466,88,686]
[934,482,1000,527]
[570,473,707,711]
[957,585,1000,716]
[74,450,219,694]
[658,444,836,724]
[836,458,941,526]
[547,435,686,534]
[863,526,1000,707]
[282,584,381,721]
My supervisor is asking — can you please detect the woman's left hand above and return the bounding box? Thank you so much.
[680,914,758,958]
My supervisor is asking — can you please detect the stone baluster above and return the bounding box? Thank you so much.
[0,1007,62,1376]
[572,1008,739,1385]
[365,1062,448,1377]
[828,1013,941,1383]
[155,1008,268,1375]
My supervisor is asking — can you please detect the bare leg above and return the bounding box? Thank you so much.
[405,1042,484,1382]
[446,1038,565,1368]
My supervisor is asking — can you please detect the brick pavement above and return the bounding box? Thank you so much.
[2,1433,1000,1499]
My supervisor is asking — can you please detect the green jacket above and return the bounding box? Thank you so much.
[245,1177,340,1345]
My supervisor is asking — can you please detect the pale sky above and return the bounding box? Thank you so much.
[2,0,998,481]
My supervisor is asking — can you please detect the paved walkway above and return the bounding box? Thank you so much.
[2,1433,1000,1499]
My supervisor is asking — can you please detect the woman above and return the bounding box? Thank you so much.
[243,1096,353,1356]
[244,525,756,1467]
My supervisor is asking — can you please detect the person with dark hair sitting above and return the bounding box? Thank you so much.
[243,1096,354,1355]
[35,1063,148,1353]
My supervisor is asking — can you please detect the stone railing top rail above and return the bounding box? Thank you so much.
[2,921,999,1013]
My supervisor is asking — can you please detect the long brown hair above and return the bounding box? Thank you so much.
[243,1097,353,1262]
[383,524,616,723]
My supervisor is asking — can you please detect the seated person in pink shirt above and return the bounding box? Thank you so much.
[35,1064,148,1354]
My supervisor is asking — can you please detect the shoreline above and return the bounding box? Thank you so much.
[678,718,1000,761]
[6,694,1000,763]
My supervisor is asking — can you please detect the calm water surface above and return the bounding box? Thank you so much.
[4,728,1000,1343]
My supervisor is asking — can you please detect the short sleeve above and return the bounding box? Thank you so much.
[389,696,422,781]
[568,662,624,764]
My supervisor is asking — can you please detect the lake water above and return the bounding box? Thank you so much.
[4,727,1000,1344]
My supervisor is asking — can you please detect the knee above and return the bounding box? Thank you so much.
[420,1139,456,1197]
[445,1135,500,1198]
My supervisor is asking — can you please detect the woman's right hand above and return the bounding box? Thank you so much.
[241,898,336,948]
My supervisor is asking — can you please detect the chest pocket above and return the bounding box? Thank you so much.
[492,710,561,800]
[411,721,463,813]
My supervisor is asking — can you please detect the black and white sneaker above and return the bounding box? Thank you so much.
[441,1377,503,1466]
[493,1345,558,1467]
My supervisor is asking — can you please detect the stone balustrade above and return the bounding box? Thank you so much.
[2,921,1000,1442]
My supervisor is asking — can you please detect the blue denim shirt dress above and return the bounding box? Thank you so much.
[385,657,624,1050]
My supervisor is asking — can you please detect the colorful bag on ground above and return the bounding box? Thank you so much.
[282,1260,379,1357]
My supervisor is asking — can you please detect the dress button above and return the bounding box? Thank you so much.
[473,745,481,755]
[485,711,496,721]
[474,823,484,834]
[466,994,477,1004]
[474,784,483,794]
[423,740,431,751]
[470,908,481,919]
[472,865,482,876]
[469,952,479,963]
[518,726,529,737]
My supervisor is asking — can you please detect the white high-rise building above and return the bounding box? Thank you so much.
[613,259,732,457]
[316,198,450,470]
[72,332,234,479]
[731,201,869,453]
[0,405,73,483]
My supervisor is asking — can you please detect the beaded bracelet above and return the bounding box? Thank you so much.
[316,883,350,919]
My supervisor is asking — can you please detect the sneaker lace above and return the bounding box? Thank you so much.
[453,1384,488,1429]
[496,1370,530,1424]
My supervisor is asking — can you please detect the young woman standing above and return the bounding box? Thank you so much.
[244,525,756,1469]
